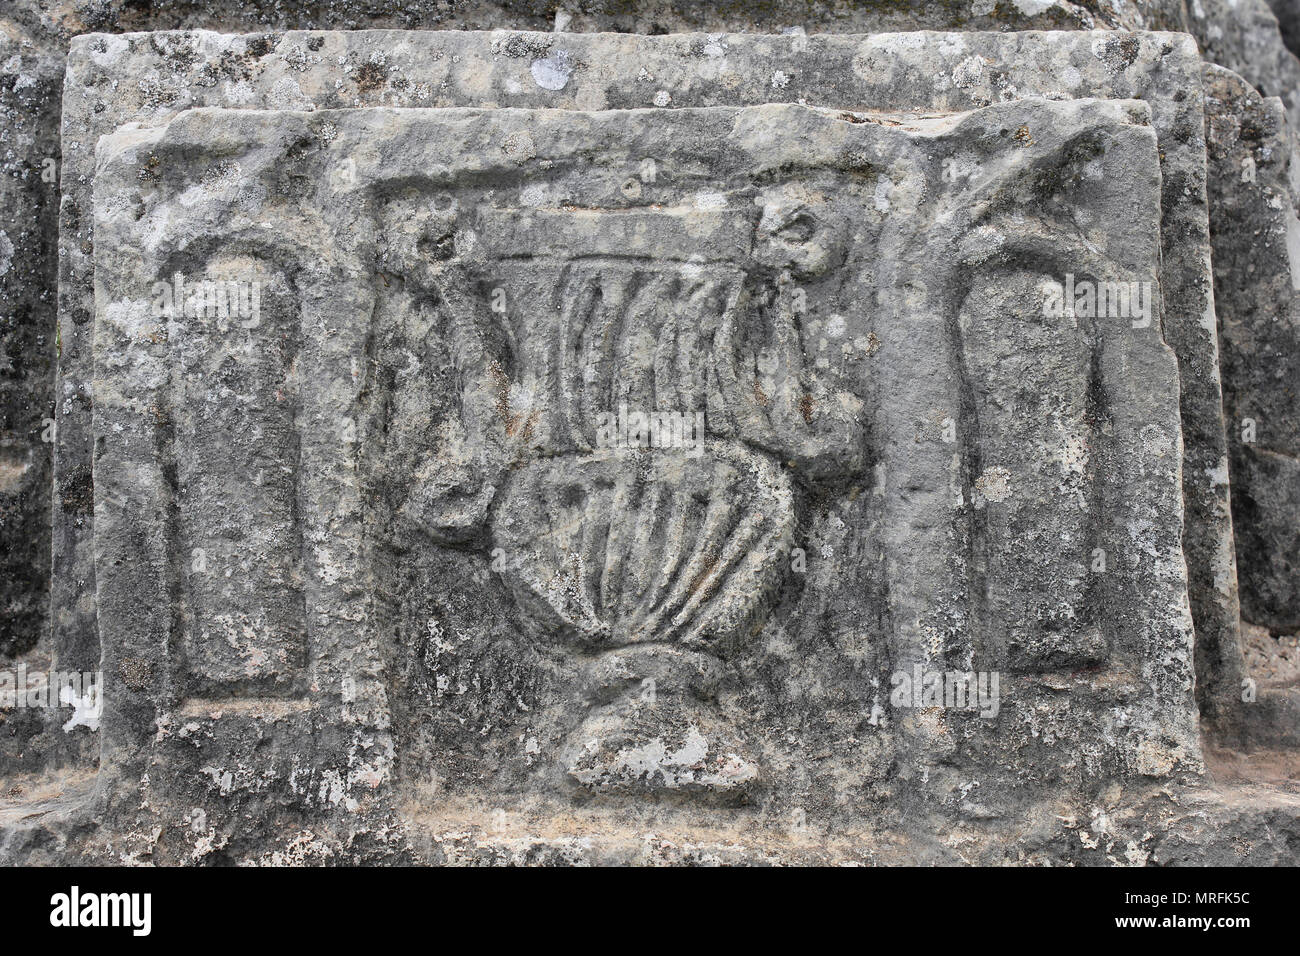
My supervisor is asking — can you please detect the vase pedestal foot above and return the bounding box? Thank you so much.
[561,646,760,804]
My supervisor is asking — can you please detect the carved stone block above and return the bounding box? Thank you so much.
[88,96,1197,847]
[55,29,1241,746]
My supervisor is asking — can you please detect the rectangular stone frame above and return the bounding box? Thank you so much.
[57,29,1242,747]
[90,98,1196,827]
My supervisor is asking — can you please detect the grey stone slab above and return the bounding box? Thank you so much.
[56,27,1241,751]
[0,0,1197,38]
[1204,65,1300,698]
[85,96,1197,857]
[1192,0,1300,120]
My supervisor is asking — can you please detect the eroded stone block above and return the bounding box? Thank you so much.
[89,97,1197,849]
[1205,64,1300,635]
[1203,62,1300,744]
[56,29,1241,751]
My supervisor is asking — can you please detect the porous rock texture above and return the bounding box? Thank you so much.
[0,22,59,662]
[0,1,1299,865]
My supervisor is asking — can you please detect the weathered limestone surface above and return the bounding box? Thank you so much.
[0,23,94,777]
[70,95,1201,861]
[1205,65,1299,633]
[1192,0,1300,121]
[0,27,59,660]
[51,25,1243,754]
[1202,62,1300,749]
[0,0,1197,38]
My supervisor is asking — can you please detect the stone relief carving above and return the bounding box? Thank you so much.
[48,30,1245,803]
[87,98,1197,814]
[376,180,871,796]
